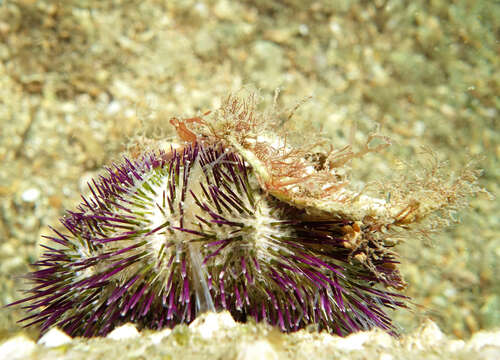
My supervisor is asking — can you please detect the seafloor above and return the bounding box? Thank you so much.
[0,0,498,347]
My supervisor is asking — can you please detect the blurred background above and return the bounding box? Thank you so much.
[0,0,498,340]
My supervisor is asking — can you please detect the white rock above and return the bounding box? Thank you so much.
[237,340,278,360]
[38,328,72,347]
[334,331,371,351]
[149,328,172,344]
[189,311,236,340]
[404,319,445,351]
[0,336,36,360]
[214,0,235,20]
[379,353,393,360]
[447,339,466,352]
[106,100,121,115]
[468,330,500,351]
[370,331,394,349]
[21,188,40,202]
[107,323,140,340]
[298,24,309,36]
[418,320,444,346]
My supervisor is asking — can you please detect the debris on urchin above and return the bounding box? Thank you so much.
[9,93,482,338]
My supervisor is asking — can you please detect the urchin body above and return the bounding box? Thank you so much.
[12,141,406,337]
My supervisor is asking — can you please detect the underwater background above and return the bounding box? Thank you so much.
[0,0,498,341]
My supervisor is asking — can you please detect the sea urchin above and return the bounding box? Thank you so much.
[10,139,407,337]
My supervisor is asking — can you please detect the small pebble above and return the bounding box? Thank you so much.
[107,323,140,340]
[468,330,500,351]
[148,328,172,344]
[189,311,236,340]
[379,354,393,360]
[333,331,371,351]
[38,328,72,347]
[237,340,278,360]
[106,100,121,115]
[21,187,40,202]
[0,336,36,360]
